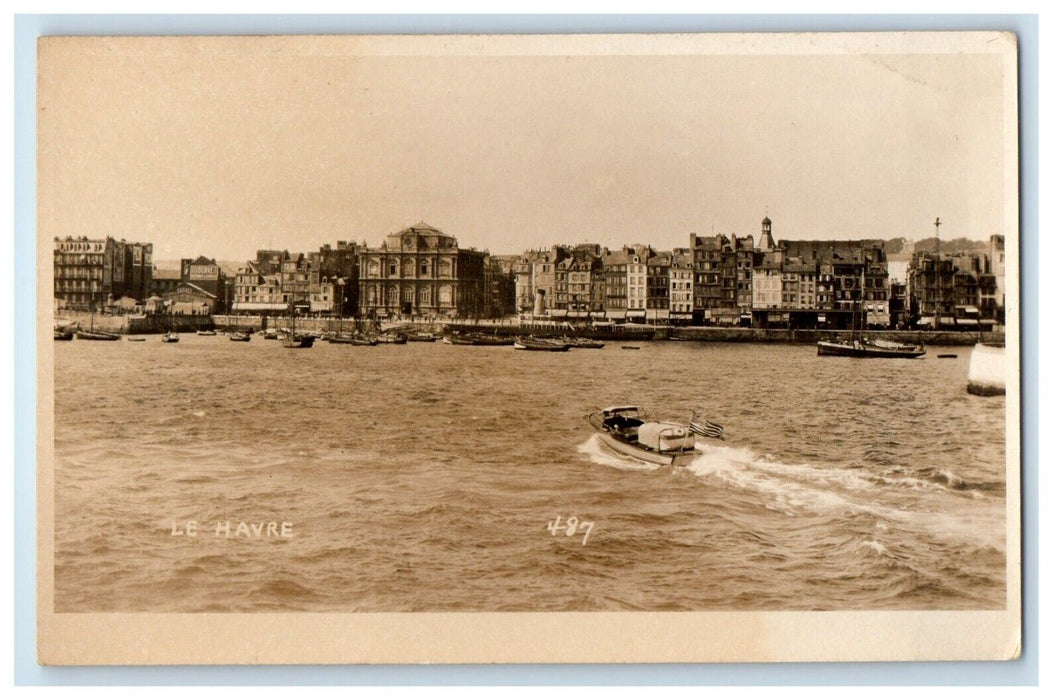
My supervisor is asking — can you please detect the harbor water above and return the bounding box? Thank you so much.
[53,337,1007,611]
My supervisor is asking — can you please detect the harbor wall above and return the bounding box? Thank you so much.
[669,327,1006,346]
[211,315,1005,346]
[56,312,214,334]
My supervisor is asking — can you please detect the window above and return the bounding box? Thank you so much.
[420,260,430,276]
[389,261,397,276]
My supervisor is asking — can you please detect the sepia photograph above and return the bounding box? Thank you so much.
[35,30,1022,664]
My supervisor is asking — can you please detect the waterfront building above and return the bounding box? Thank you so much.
[485,257,517,318]
[646,252,672,322]
[357,222,490,319]
[626,246,649,318]
[690,232,755,325]
[232,262,287,314]
[566,250,600,318]
[669,251,694,320]
[150,268,182,297]
[54,236,154,311]
[161,282,219,314]
[602,248,631,319]
[309,241,360,316]
[181,256,226,299]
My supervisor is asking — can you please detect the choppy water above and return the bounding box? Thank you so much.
[53,336,1006,612]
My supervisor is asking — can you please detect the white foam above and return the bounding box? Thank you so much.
[577,436,665,473]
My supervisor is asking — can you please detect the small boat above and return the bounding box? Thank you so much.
[621,345,641,350]
[162,331,180,343]
[262,329,279,340]
[442,334,474,345]
[76,330,120,341]
[938,353,958,359]
[376,332,408,345]
[282,333,315,348]
[54,329,74,341]
[127,337,147,342]
[564,337,605,349]
[588,406,707,467]
[229,331,251,342]
[347,335,378,347]
[196,329,217,336]
[816,338,925,358]
[817,268,924,359]
[468,333,512,346]
[514,337,569,352]
[408,332,439,342]
[968,342,1005,396]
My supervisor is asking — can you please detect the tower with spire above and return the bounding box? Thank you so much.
[758,215,776,251]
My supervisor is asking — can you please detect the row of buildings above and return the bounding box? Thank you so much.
[53,219,1007,329]
[510,219,1006,329]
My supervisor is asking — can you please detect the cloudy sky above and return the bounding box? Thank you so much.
[38,34,1013,261]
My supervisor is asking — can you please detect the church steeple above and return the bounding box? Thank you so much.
[758,215,775,250]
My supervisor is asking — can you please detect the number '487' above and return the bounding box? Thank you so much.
[547,516,594,545]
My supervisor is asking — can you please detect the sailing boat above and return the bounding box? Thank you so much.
[282,301,315,348]
[75,309,120,341]
[817,266,925,358]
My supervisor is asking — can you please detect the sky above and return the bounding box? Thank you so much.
[38,35,1012,262]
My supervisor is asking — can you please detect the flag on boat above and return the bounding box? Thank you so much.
[690,418,726,440]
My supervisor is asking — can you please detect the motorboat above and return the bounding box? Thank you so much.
[162,331,180,343]
[587,406,704,467]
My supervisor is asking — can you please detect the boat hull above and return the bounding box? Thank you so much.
[596,431,698,466]
[76,331,120,341]
[816,341,925,358]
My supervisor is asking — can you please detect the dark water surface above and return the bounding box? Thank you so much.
[53,336,1006,611]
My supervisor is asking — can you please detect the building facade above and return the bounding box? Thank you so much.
[54,236,154,310]
[357,223,489,319]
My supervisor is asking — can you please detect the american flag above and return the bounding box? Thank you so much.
[689,418,726,440]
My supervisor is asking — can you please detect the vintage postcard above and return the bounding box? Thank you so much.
[37,32,1021,664]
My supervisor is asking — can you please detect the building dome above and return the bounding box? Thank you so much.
[762,216,772,225]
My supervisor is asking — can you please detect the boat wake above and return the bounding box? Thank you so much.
[579,435,1004,551]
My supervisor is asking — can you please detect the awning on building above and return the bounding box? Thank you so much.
[956,318,981,325]
[605,310,626,320]
[625,311,647,319]
[549,310,569,318]
[963,306,980,314]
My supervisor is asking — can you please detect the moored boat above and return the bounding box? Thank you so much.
[563,337,605,349]
[76,330,120,341]
[54,329,74,341]
[196,329,217,336]
[162,331,180,343]
[514,337,569,352]
[442,334,474,345]
[816,338,926,358]
[229,331,251,342]
[127,337,147,342]
[376,332,408,345]
[587,406,712,467]
[407,332,438,342]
